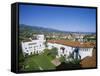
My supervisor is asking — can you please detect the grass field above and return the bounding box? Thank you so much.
[23,52,56,71]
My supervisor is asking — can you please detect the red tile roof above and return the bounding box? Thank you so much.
[47,40,95,48]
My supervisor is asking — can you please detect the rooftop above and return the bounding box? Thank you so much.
[22,38,32,42]
[47,40,95,48]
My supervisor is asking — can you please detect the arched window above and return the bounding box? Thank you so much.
[60,47,65,53]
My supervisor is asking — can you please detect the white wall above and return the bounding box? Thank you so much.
[79,48,93,59]
[48,42,93,59]
[48,42,74,57]
[22,39,45,55]
[0,0,99,76]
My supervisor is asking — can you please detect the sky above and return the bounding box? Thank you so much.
[19,4,96,32]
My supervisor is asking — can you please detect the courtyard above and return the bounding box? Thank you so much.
[21,49,57,71]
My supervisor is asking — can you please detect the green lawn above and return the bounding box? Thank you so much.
[23,53,56,71]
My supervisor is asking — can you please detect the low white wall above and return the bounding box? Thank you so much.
[47,42,93,60]
[47,42,74,57]
[79,48,93,59]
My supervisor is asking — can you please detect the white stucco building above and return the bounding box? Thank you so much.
[21,34,95,61]
[21,35,46,56]
[47,40,94,60]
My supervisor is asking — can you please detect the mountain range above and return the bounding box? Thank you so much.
[19,24,96,35]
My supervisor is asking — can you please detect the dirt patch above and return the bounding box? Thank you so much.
[51,58,61,66]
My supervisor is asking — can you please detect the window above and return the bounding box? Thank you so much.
[87,48,89,51]
[34,46,37,50]
[29,47,32,48]
[30,52,32,55]
[83,49,85,51]
[82,49,84,51]
[26,50,28,52]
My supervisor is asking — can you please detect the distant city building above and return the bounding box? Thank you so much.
[74,34,85,42]
[67,34,85,42]
[67,34,74,40]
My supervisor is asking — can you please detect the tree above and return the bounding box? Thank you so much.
[46,47,58,59]
[50,47,58,56]
[59,55,66,62]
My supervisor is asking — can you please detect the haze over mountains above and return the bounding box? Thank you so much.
[20,24,95,35]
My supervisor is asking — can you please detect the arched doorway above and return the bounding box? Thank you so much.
[60,47,65,54]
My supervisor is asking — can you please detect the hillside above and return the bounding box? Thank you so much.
[19,24,95,35]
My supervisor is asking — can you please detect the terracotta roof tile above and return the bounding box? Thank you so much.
[47,40,95,48]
